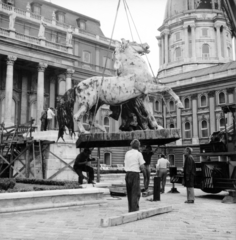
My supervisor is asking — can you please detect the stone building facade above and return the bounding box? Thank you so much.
[155,0,236,167]
[0,0,117,131]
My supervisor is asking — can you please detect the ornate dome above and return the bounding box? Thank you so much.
[164,0,220,21]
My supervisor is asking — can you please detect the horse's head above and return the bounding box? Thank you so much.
[113,39,150,72]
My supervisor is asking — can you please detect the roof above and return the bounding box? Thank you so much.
[158,61,236,84]
[76,129,180,148]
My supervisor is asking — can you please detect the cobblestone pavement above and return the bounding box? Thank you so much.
[0,185,235,240]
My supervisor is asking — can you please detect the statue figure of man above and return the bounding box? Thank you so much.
[38,18,46,39]
[9,11,17,30]
[66,25,73,45]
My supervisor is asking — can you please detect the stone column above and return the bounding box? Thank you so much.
[191,0,195,9]
[176,102,182,145]
[223,26,228,59]
[95,45,100,72]
[20,75,28,124]
[49,77,56,129]
[184,26,189,59]
[66,68,75,91]
[164,30,170,64]
[4,55,17,126]
[191,94,199,144]
[212,0,215,9]
[161,35,165,65]
[156,36,162,65]
[215,24,221,59]
[208,91,216,134]
[36,62,48,128]
[191,25,196,60]
[218,0,221,9]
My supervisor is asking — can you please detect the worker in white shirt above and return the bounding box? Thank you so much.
[47,107,55,130]
[124,139,145,212]
[156,154,170,193]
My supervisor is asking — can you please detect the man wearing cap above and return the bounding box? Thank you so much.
[124,139,145,212]
[183,147,196,203]
[73,148,95,184]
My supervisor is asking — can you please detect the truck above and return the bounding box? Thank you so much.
[170,103,236,194]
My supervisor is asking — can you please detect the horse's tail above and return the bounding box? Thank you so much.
[56,87,76,142]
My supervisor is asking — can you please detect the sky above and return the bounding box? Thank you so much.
[49,0,167,76]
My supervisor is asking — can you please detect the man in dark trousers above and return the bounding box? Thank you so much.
[124,139,145,212]
[141,145,158,192]
[183,147,196,203]
[73,148,95,184]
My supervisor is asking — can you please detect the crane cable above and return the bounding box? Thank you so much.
[92,0,121,125]
[123,0,173,126]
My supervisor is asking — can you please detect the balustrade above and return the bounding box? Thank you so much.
[0,27,10,37]
[15,32,40,44]
[45,40,67,52]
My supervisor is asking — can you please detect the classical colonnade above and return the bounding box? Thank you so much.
[4,55,75,128]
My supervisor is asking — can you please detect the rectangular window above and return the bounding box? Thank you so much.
[57,14,65,23]
[169,155,175,166]
[33,5,41,15]
[83,51,91,63]
[24,26,30,36]
[175,32,180,41]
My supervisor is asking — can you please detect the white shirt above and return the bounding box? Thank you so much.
[156,158,170,170]
[47,108,55,119]
[124,149,145,172]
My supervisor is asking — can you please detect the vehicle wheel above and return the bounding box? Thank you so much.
[201,188,221,194]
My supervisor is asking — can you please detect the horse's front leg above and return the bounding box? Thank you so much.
[74,105,90,134]
[135,82,184,109]
[88,114,107,133]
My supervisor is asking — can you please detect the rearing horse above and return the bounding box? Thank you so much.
[59,39,184,136]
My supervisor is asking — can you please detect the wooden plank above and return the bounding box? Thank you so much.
[101,206,172,227]
[76,129,180,148]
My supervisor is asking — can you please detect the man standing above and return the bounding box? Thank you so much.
[47,107,55,130]
[124,139,145,212]
[156,154,170,193]
[183,147,196,203]
[73,148,95,184]
[141,145,158,192]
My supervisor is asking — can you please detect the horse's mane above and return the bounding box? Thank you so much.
[57,88,76,141]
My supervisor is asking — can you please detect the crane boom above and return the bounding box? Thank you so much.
[222,0,236,36]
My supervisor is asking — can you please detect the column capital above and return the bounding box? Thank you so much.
[190,24,196,29]
[226,87,235,94]
[208,91,215,97]
[191,93,198,100]
[7,55,17,65]
[38,62,48,72]
[183,25,189,29]
[66,68,75,78]
[162,29,170,36]
[214,23,221,29]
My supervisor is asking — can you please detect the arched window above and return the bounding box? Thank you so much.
[170,123,174,128]
[200,95,207,107]
[59,80,66,95]
[104,117,110,132]
[219,92,225,104]
[184,98,190,109]
[169,100,174,111]
[104,152,111,166]
[184,122,191,138]
[155,100,159,111]
[202,44,209,59]
[201,120,208,138]
[1,98,16,123]
[219,118,226,131]
[169,155,175,166]
[175,47,181,60]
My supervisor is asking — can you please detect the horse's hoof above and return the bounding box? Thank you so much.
[176,101,184,109]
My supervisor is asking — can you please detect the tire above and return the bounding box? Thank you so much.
[201,188,221,194]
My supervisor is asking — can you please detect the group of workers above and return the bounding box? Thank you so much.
[73,140,196,213]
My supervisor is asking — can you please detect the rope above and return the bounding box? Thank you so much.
[92,0,121,125]
[123,0,157,82]
[123,0,134,41]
